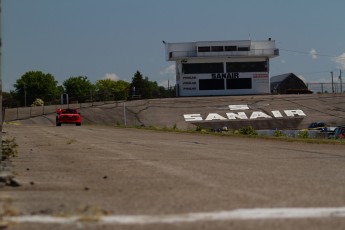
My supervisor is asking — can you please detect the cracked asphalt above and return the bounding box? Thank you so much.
[1,123,345,229]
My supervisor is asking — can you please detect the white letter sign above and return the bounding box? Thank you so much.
[183,114,203,121]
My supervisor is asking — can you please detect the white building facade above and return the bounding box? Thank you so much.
[165,40,279,97]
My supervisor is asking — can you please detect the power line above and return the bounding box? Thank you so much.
[295,70,338,76]
[272,70,338,77]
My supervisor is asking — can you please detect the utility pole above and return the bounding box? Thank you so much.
[123,102,126,126]
[340,69,343,94]
[24,83,27,107]
[0,0,3,163]
[331,71,334,93]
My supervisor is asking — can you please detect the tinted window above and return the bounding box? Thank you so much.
[226,62,267,72]
[225,46,237,51]
[227,78,252,89]
[199,79,225,90]
[238,47,250,51]
[211,46,224,52]
[182,63,224,74]
[198,46,210,52]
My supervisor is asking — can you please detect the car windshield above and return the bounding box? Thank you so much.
[62,109,77,114]
[309,123,325,128]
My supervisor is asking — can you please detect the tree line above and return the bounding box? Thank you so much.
[3,70,175,108]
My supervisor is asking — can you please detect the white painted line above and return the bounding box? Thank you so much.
[5,207,345,225]
[229,105,249,110]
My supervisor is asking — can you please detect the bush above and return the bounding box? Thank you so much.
[274,130,285,137]
[31,98,44,106]
[238,126,257,136]
[298,130,309,139]
[2,138,18,161]
[195,125,202,132]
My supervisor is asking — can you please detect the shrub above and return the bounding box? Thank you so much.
[274,130,285,137]
[238,126,257,136]
[298,130,309,139]
[31,98,44,106]
[195,125,202,132]
[2,138,18,161]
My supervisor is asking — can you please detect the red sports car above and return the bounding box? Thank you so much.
[56,108,82,126]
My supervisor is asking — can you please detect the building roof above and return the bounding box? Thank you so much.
[270,73,308,93]
[270,73,295,83]
[165,39,279,61]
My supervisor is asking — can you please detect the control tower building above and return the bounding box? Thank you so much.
[165,39,279,97]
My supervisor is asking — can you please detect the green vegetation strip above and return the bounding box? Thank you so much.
[114,124,345,145]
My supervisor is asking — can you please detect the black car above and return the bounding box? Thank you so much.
[308,122,327,131]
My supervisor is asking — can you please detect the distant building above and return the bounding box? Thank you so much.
[164,39,279,97]
[270,73,311,94]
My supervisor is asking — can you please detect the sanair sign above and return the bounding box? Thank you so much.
[184,104,306,122]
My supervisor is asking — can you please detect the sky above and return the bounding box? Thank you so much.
[2,0,345,92]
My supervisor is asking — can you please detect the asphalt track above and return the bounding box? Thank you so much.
[5,94,345,131]
[1,123,345,229]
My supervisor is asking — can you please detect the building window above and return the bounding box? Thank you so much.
[211,46,224,52]
[225,46,237,51]
[199,79,225,90]
[198,46,210,52]
[226,61,267,72]
[238,47,250,51]
[182,63,224,74]
[227,78,252,89]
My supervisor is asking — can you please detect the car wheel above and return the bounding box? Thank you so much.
[76,122,81,126]
[56,122,61,126]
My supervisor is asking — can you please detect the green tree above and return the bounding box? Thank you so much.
[95,78,116,101]
[63,76,94,103]
[130,71,160,99]
[2,91,20,108]
[130,71,145,97]
[95,79,130,101]
[147,80,160,98]
[14,71,59,106]
[113,80,130,100]
[130,70,176,99]
[158,85,175,98]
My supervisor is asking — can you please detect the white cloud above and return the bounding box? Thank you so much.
[159,65,176,88]
[310,48,317,59]
[160,64,175,75]
[334,52,345,70]
[103,73,120,81]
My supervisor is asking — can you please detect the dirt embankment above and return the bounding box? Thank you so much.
[5,94,345,130]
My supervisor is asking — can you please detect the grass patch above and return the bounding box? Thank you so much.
[3,121,21,126]
[114,125,345,145]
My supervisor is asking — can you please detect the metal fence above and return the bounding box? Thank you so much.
[307,82,345,94]
[4,101,114,122]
